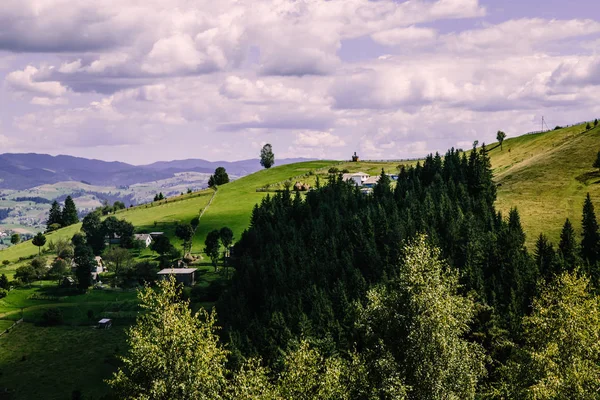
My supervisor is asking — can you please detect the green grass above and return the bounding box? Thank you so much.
[193,160,405,247]
[488,122,600,247]
[0,323,127,400]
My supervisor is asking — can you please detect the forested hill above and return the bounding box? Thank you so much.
[213,144,600,397]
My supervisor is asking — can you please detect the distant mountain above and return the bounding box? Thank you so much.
[0,153,316,190]
[142,158,315,176]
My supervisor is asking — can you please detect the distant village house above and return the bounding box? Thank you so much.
[134,234,153,248]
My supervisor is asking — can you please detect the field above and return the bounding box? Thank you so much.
[0,323,127,399]
[0,281,138,399]
[488,122,600,247]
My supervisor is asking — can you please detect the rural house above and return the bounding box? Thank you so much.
[342,172,370,186]
[157,268,197,286]
[134,234,153,248]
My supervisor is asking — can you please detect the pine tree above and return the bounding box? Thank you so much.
[581,193,600,268]
[47,200,62,230]
[558,218,577,270]
[535,233,556,280]
[62,196,79,226]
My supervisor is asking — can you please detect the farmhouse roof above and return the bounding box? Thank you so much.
[363,176,381,185]
[157,268,197,275]
[134,234,152,240]
[98,318,112,324]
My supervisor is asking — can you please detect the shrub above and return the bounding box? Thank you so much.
[41,308,64,326]
[328,167,339,174]
[0,288,8,299]
[2,260,9,266]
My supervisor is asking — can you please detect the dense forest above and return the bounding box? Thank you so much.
[112,145,600,399]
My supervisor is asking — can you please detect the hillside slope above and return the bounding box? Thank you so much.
[489,122,600,247]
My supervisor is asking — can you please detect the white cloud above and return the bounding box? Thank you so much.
[444,18,600,52]
[372,26,437,46]
[294,131,346,148]
[6,66,68,97]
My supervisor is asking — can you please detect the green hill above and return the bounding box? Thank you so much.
[489,122,600,247]
[0,160,404,277]
[2,122,597,269]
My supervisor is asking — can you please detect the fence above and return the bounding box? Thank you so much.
[524,120,596,136]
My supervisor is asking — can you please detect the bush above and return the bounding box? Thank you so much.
[41,308,63,326]
[328,167,339,174]
[0,288,8,299]
[341,168,350,173]
[2,260,9,266]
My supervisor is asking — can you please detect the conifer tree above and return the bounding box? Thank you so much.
[535,233,556,280]
[581,193,600,270]
[558,218,577,270]
[47,200,62,229]
[62,196,79,226]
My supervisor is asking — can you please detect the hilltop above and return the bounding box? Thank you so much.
[488,122,600,247]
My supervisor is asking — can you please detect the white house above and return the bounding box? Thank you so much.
[342,172,370,186]
[134,234,153,248]
[362,176,381,188]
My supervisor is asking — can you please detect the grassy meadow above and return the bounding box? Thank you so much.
[488,122,600,247]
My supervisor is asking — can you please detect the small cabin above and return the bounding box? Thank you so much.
[157,268,197,286]
[98,318,112,329]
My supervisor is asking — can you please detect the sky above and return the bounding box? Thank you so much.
[1,0,600,165]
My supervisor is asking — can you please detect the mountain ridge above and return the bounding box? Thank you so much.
[0,153,316,190]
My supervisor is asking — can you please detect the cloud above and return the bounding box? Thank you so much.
[372,26,437,46]
[549,56,600,86]
[294,131,346,148]
[444,18,600,52]
[5,66,68,97]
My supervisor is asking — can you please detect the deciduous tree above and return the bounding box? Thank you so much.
[10,233,20,245]
[32,232,46,255]
[204,229,221,271]
[260,143,275,169]
[107,278,228,399]
[504,272,600,399]
[497,130,507,150]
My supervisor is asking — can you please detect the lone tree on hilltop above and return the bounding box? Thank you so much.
[62,196,79,226]
[595,119,598,128]
[593,151,600,172]
[32,232,46,255]
[260,143,275,169]
[587,122,592,130]
[496,130,507,150]
[10,233,20,245]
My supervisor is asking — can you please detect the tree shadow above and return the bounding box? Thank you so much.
[575,171,600,185]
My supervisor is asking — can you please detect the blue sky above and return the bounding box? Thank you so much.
[1,0,599,164]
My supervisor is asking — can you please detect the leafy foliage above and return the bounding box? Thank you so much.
[260,143,275,169]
